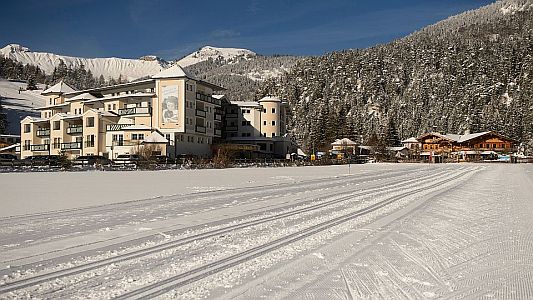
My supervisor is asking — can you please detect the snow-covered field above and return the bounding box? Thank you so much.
[0,163,532,299]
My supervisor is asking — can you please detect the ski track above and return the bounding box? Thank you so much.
[1,164,532,299]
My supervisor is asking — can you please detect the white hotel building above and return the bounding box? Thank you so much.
[20,65,295,159]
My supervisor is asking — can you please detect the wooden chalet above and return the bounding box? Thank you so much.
[416,131,516,162]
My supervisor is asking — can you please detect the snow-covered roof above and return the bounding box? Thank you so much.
[61,114,83,120]
[152,64,195,79]
[454,131,491,143]
[0,143,20,152]
[122,124,153,131]
[212,94,226,100]
[258,96,281,103]
[67,92,97,102]
[387,146,407,151]
[41,81,76,95]
[64,79,155,96]
[143,132,168,143]
[331,138,357,146]
[35,102,69,110]
[401,137,419,143]
[82,92,155,103]
[20,116,46,123]
[230,101,261,107]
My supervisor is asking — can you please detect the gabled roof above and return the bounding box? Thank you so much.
[401,137,419,143]
[418,131,515,144]
[143,132,168,144]
[67,92,97,102]
[454,131,491,143]
[417,132,456,142]
[42,80,76,95]
[152,64,195,79]
[331,138,357,146]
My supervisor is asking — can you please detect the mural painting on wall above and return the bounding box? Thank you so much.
[162,85,179,124]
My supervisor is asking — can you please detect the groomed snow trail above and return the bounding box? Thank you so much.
[0,164,531,299]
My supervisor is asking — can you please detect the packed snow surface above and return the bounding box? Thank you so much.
[0,163,532,299]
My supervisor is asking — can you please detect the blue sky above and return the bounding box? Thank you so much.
[1,0,493,60]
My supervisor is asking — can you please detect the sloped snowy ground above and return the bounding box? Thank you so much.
[0,79,45,134]
[0,163,532,299]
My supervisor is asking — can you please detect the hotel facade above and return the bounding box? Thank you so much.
[20,65,295,160]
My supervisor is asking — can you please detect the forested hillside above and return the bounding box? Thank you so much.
[185,55,301,101]
[259,0,533,153]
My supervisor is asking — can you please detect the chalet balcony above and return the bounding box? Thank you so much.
[66,125,83,134]
[118,107,151,116]
[36,129,50,137]
[30,144,50,151]
[106,124,133,131]
[61,142,82,150]
[214,114,222,121]
[195,109,206,118]
[214,129,222,137]
[195,125,206,133]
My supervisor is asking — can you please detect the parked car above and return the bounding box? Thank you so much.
[148,155,171,164]
[23,155,61,166]
[113,154,144,166]
[72,155,112,166]
[0,153,19,166]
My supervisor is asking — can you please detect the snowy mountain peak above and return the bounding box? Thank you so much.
[177,46,256,67]
[1,44,168,81]
[1,44,31,53]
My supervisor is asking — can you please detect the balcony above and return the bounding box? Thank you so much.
[195,93,221,106]
[225,126,238,132]
[118,107,151,116]
[195,109,206,118]
[195,125,206,133]
[30,144,50,151]
[61,142,82,150]
[214,114,222,121]
[106,124,133,131]
[67,125,83,134]
[225,113,238,118]
[214,129,222,136]
[36,129,50,137]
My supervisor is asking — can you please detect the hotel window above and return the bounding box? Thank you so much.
[24,140,31,151]
[86,135,95,147]
[53,121,60,130]
[132,134,144,140]
[272,121,276,126]
[272,108,276,113]
[113,104,117,110]
[24,124,31,133]
[53,138,61,149]
[263,121,267,126]
[86,117,95,127]
[493,143,497,148]
[272,133,276,137]
[108,104,112,111]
